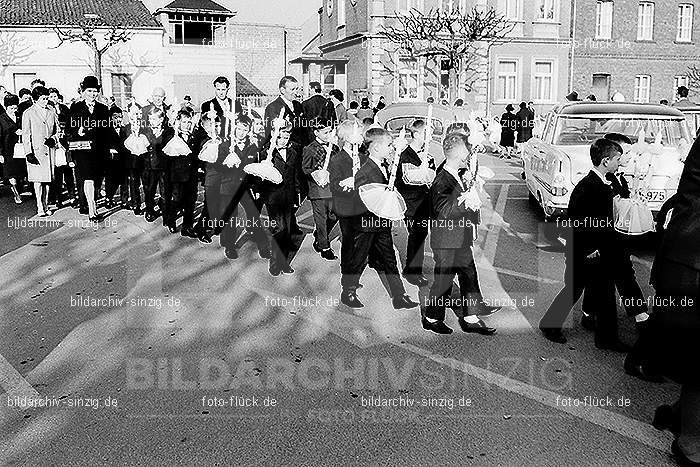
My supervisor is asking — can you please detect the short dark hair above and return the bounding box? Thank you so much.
[213,76,230,87]
[362,117,374,125]
[443,132,470,156]
[236,114,252,127]
[176,108,193,120]
[309,82,322,93]
[349,101,359,110]
[454,98,464,106]
[147,107,165,120]
[604,133,632,145]
[47,87,60,96]
[660,99,669,105]
[678,86,689,98]
[109,105,123,116]
[279,76,298,89]
[411,119,426,132]
[590,138,622,166]
[19,88,31,98]
[329,89,344,102]
[520,101,527,108]
[364,127,390,147]
[31,86,49,101]
[31,78,45,87]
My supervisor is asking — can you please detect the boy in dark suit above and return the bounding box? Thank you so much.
[142,108,174,223]
[302,81,336,141]
[395,119,435,287]
[342,127,419,310]
[259,123,300,275]
[329,120,366,298]
[121,105,146,215]
[302,123,339,260]
[423,133,496,336]
[104,106,129,210]
[539,138,625,350]
[163,108,198,234]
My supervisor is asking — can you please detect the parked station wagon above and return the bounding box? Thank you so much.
[521,102,692,220]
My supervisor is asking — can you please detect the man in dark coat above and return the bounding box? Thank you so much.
[103,106,129,210]
[423,133,496,336]
[395,119,434,287]
[539,138,624,350]
[302,82,336,141]
[200,76,241,140]
[48,88,76,208]
[342,127,418,310]
[515,102,533,144]
[142,107,175,223]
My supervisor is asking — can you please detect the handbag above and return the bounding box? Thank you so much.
[55,144,68,167]
[13,142,25,159]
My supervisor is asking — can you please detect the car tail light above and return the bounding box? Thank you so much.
[552,186,568,196]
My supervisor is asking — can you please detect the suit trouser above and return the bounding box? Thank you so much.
[76,171,103,211]
[144,169,165,214]
[426,247,479,321]
[181,174,200,230]
[105,171,129,205]
[267,202,293,268]
[540,255,617,344]
[164,180,185,227]
[403,214,429,276]
[347,229,405,298]
[128,168,146,209]
[582,234,647,317]
[310,198,337,250]
[49,165,76,204]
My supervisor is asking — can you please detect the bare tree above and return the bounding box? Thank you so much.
[0,31,35,79]
[379,5,514,102]
[688,65,700,92]
[51,22,134,86]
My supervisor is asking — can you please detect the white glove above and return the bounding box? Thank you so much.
[0,155,4,163]
[339,177,354,191]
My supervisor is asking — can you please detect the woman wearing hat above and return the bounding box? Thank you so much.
[0,94,27,204]
[68,75,110,221]
[22,86,59,216]
[499,104,517,159]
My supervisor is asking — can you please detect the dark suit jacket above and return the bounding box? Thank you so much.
[0,111,19,158]
[263,96,307,147]
[143,126,175,171]
[302,139,336,199]
[121,124,144,171]
[259,144,299,208]
[430,168,479,250]
[567,170,616,260]
[200,97,241,139]
[329,148,363,218]
[607,172,630,198]
[395,145,433,218]
[166,132,198,183]
[67,100,110,158]
[656,136,700,270]
[355,158,392,232]
[302,94,336,137]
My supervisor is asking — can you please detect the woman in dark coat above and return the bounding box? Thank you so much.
[499,104,517,159]
[631,136,700,465]
[0,94,26,203]
[67,75,110,221]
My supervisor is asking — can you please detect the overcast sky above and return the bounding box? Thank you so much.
[220,0,321,27]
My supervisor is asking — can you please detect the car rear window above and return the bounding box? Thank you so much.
[553,116,688,146]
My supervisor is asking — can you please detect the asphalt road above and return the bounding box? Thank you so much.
[0,154,681,466]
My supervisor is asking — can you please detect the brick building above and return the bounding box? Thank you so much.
[312,0,572,116]
[572,0,700,103]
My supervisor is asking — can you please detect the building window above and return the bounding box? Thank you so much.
[504,0,522,20]
[322,64,346,94]
[675,75,690,90]
[398,58,419,100]
[338,0,345,26]
[533,61,553,101]
[327,0,333,16]
[677,4,693,42]
[439,0,466,13]
[496,60,518,101]
[634,75,651,103]
[397,0,421,14]
[168,13,228,46]
[595,0,613,40]
[637,2,654,41]
[111,73,133,109]
[536,0,556,20]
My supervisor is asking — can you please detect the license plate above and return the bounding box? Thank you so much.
[644,190,666,202]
